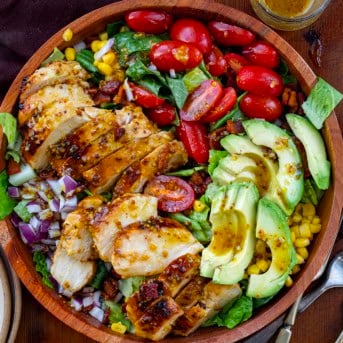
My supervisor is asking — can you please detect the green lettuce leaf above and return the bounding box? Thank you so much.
[89,261,108,289]
[105,301,131,329]
[183,67,209,92]
[223,295,253,328]
[0,112,17,149]
[0,170,16,220]
[33,251,54,288]
[118,276,145,298]
[13,200,32,222]
[166,76,188,109]
[208,150,228,176]
[41,47,65,67]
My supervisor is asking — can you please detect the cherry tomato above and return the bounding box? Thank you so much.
[202,87,237,123]
[170,18,212,54]
[150,41,203,72]
[239,93,283,121]
[125,10,173,34]
[242,40,280,69]
[176,119,209,164]
[129,82,165,108]
[145,175,195,212]
[146,103,176,126]
[237,66,284,97]
[208,21,255,46]
[224,52,250,73]
[7,159,21,175]
[204,46,227,76]
[180,79,223,121]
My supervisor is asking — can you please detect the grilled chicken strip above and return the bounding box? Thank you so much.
[19,61,90,106]
[83,131,173,194]
[112,217,203,278]
[113,140,188,197]
[91,194,158,262]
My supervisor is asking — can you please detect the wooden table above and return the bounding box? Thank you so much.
[6,0,343,342]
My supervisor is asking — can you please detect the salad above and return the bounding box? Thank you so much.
[0,9,342,341]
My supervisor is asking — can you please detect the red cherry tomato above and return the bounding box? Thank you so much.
[237,66,284,97]
[202,87,237,123]
[239,93,283,121]
[150,41,203,72]
[208,21,255,46]
[224,52,250,73]
[146,103,176,126]
[176,119,209,164]
[7,159,21,175]
[180,79,223,121]
[144,175,195,212]
[125,10,173,34]
[204,46,227,76]
[242,40,280,69]
[170,18,212,54]
[129,82,165,108]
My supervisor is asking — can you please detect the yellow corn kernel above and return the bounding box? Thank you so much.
[291,231,296,243]
[99,31,108,41]
[294,237,310,248]
[91,40,106,52]
[296,253,305,264]
[292,213,302,223]
[299,223,312,239]
[65,47,76,61]
[285,276,293,287]
[255,239,267,255]
[111,322,127,334]
[301,219,311,224]
[98,62,113,76]
[256,259,270,272]
[114,70,125,82]
[297,247,309,260]
[193,200,206,212]
[102,51,116,64]
[302,203,315,217]
[310,223,322,234]
[295,203,303,214]
[312,216,321,224]
[291,225,300,238]
[62,28,73,42]
[291,264,301,274]
[93,60,100,67]
[247,264,260,275]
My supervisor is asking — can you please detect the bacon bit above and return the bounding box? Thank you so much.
[226,120,244,134]
[99,80,121,95]
[102,277,119,300]
[281,87,305,114]
[86,88,98,96]
[113,84,129,105]
[102,307,111,325]
[93,91,112,105]
[208,127,229,150]
[7,159,21,175]
[188,171,211,197]
[293,136,310,178]
[225,67,239,93]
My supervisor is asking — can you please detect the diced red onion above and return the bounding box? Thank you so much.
[58,195,65,211]
[26,202,42,213]
[74,41,86,52]
[48,180,62,196]
[82,296,94,308]
[114,292,123,303]
[48,229,61,239]
[10,213,21,227]
[62,196,77,212]
[41,239,57,246]
[49,276,59,290]
[93,290,101,307]
[29,216,40,230]
[49,198,60,212]
[60,211,69,220]
[38,190,49,202]
[89,306,104,323]
[71,297,83,311]
[31,244,45,252]
[82,286,95,294]
[8,186,20,198]
[169,68,176,78]
[38,209,53,221]
[39,220,51,233]
[49,221,60,231]
[148,63,157,71]
[123,78,134,102]
[59,175,78,195]
[94,38,114,61]
[19,222,38,244]
[58,285,73,298]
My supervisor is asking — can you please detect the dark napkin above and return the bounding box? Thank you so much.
[0,0,117,101]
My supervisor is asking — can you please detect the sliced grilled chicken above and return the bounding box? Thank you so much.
[112,217,203,278]
[19,82,93,128]
[133,296,184,341]
[83,131,173,194]
[19,61,90,104]
[91,194,158,262]
[113,140,188,197]
[50,245,96,294]
[173,282,242,336]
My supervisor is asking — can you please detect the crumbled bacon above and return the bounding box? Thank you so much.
[99,80,120,95]
[102,277,119,300]
[188,171,211,197]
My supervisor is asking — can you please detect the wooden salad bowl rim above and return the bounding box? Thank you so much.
[0,0,342,342]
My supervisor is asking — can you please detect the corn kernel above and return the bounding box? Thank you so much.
[294,238,310,248]
[310,223,322,233]
[291,264,301,274]
[299,223,312,239]
[295,203,303,213]
[256,259,270,272]
[114,70,125,82]
[285,276,293,287]
[312,216,321,224]
[98,62,113,76]
[291,225,300,238]
[255,239,267,255]
[291,231,296,243]
[93,60,100,67]
[65,47,76,61]
[99,31,108,41]
[111,322,127,334]
[297,247,309,260]
[296,253,305,264]
[62,28,73,42]
[302,203,315,217]
[247,264,260,275]
[102,51,116,64]
[193,200,206,212]
[301,219,311,224]
[292,213,302,223]
[91,40,106,52]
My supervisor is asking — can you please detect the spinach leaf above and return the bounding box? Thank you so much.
[0,170,16,220]
[208,150,228,176]
[137,77,167,98]
[302,77,343,129]
[33,251,54,288]
[126,59,166,85]
[90,261,108,289]
[223,296,253,328]
[107,20,124,37]
[166,76,188,109]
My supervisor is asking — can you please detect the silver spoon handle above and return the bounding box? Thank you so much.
[297,285,327,312]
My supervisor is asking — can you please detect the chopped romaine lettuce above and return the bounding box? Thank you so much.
[119,276,145,298]
[208,150,228,176]
[183,67,209,92]
[126,59,166,85]
[105,300,131,329]
[13,200,32,222]
[0,112,17,149]
[33,251,54,288]
[41,47,65,67]
[0,170,16,220]
[166,76,188,109]
[90,261,108,289]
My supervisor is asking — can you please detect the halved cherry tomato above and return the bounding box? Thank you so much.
[237,66,284,97]
[208,21,255,46]
[239,93,283,121]
[202,87,237,123]
[146,102,176,126]
[125,10,173,34]
[144,175,195,212]
[224,52,250,73]
[7,159,21,175]
[204,46,227,76]
[176,119,209,164]
[170,18,212,54]
[242,41,280,69]
[150,41,203,72]
[129,82,165,108]
[180,79,223,121]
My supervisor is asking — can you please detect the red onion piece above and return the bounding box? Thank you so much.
[71,297,83,311]
[49,198,60,212]
[19,222,38,244]
[47,180,62,196]
[82,296,94,308]
[89,306,104,323]
[26,202,42,213]
[8,186,20,198]
[59,175,78,195]
[93,290,101,307]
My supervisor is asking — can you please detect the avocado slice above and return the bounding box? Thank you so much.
[243,119,304,215]
[286,114,330,190]
[200,182,259,279]
[247,197,296,298]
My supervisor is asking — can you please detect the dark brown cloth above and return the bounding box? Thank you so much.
[0,0,117,101]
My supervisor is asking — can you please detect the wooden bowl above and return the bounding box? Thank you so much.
[0,1,342,342]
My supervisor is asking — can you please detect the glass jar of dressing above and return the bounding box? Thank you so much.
[250,0,332,31]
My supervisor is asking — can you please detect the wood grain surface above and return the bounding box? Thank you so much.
[1,0,342,343]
